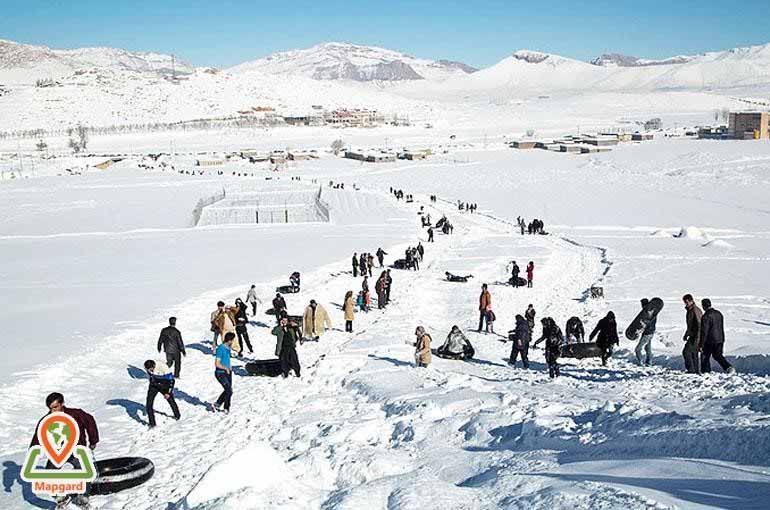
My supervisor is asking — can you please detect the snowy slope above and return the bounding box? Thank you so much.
[227,42,476,82]
[0,39,193,85]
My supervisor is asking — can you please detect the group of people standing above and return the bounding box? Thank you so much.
[509,260,535,288]
[458,201,478,212]
[352,248,388,277]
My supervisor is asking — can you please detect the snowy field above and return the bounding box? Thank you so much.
[1,134,770,510]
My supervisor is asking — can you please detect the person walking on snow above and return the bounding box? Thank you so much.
[144,359,180,428]
[525,304,537,335]
[385,270,393,304]
[210,301,225,346]
[302,299,332,340]
[508,314,531,368]
[682,294,702,374]
[534,317,564,378]
[635,298,656,366]
[428,227,434,243]
[352,253,359,277]
[213,303,240,354]
[359,254,368,278]
[213,333,234,412]
[376,272,388,309]
[158,316,186,378]
[700,299,735,374]
[30,392,99,509]
[234,299,253,354]
[273,316,301,377]
[478,284,491,332]
[343,291,356,332]
[413,326,432,367]
[590,311,619,366]
[376,247,387,267]
[246,285,262,316]
[526,261,534,288]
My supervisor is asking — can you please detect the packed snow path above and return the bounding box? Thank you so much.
[3,190,770,510]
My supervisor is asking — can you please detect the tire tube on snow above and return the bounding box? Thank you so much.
[90,457,154,495]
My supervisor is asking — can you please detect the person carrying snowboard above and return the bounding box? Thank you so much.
[635,298,656,366]
[590,311,619,366]
[508,314,531,368]
[144,359,181,428]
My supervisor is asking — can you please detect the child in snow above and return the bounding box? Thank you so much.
[485,304,496,334]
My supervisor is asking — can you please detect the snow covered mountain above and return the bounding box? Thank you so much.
[591,53,695,67]
[0,39,194,84]
[227,42,476,82]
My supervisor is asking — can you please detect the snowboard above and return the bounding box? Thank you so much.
[625,297,664,341]
[561,342,603,359]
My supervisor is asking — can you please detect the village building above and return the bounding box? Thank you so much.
[729,112,770,140]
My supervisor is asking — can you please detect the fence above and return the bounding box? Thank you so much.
[196,187,330,226]
[192,188,226,226]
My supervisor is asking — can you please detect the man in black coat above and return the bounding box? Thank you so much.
[158,317,186,378]
[352,253,358,277]
[699,299,735,374]
[272,293,287,323]
[508,315,531,368]
[565,316,585,343]
[590,311,619,366]
[144,359,181,427]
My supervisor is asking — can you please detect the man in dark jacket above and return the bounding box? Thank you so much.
[385,270,393,304]
[590,311,619,366]
[144,359,181,428]
[272,316,301,378]
[682,294,702,374]
[525,304,536,335]
[352,253,358,277]
[508,315,531,368]
[511,261,520,288]
[158,317,186,378]
[699,299,735,374]
[565,316,585,343]
[376,247,387,267]
[533,318,564,378]
[272,293,287,323]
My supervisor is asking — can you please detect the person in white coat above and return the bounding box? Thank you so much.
[246,285,262,316]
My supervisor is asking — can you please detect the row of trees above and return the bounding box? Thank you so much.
[0,115,283,142]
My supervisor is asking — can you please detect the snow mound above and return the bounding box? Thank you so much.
[702,239,735,248]
[650,229,673,238]
[674,226,711,241]
[180,443,311,509]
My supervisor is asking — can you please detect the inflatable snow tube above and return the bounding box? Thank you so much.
[561,342,602,360]
[275,285,300,294]
[392,259,408,270]
[90,457,154,495]
[432,348,474,361]
[245,359,283,377]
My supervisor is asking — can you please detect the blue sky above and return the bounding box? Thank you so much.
[3,0,770,68]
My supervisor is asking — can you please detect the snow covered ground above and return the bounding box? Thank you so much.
[1,134,770,510]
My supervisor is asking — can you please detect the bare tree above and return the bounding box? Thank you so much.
[76,124,88,151]
[331,139,345,155]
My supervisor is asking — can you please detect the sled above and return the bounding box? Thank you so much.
[276,285,300,294]
[432,347,474,360]
[508,276,527,287]
[245,359,283,377]
[392,259,408,270]
[90,457,154,495]
[625,297,664,341]
[560,342,602,359]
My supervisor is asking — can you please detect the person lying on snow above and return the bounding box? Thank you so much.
[445,272,473,282]
[436,325,475,360]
